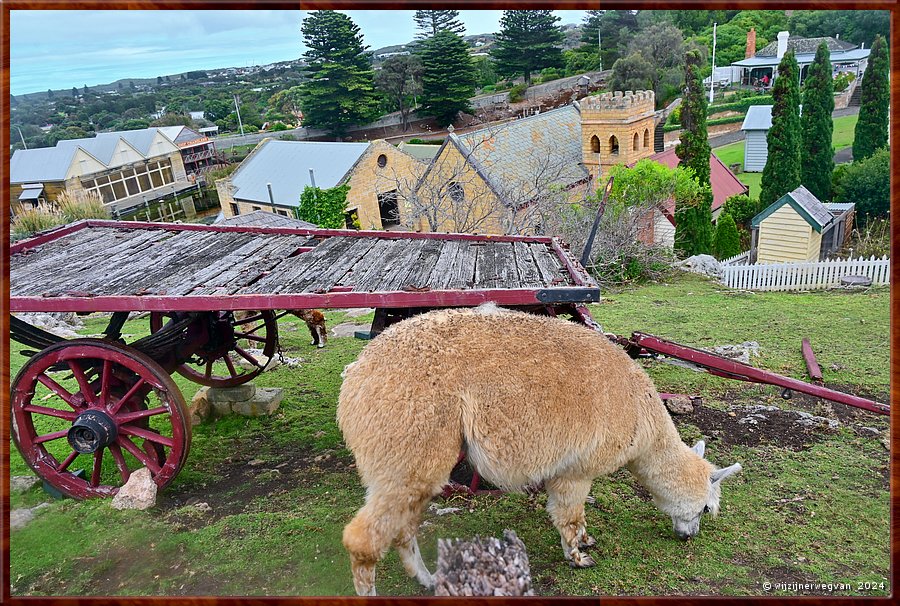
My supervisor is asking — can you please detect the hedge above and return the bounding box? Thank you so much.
[663,114,745,132]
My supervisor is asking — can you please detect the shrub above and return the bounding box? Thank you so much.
[54,190,109,222]
[845,217,889,259]
[539,67,562,83]
[12,207,63,239]
[722,194,760,231]
[833,147,890,220]
[712,212,742,260]
[269,121,290,132]
[707,93,773,115]
[507,83,528,103]
[295,184,350,228]
[481,85,496,94]
[833,72,855,93]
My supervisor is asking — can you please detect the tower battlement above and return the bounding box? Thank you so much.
[580,90,655,119]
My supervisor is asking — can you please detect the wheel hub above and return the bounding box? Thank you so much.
[67,410,118,453]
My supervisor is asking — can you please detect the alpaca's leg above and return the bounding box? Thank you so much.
[393,497,435,589]
[307,323,319,346]
[545,477,596,568]
[343,495,397,596]
[316,324,326,348]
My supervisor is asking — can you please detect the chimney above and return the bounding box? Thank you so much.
[777,31,789,59]
[745,27,757,58]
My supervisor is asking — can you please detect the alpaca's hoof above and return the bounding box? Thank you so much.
[317,343,325,349]
[418,572,435,589]
[569,553,596,568]
[580,534,597,549]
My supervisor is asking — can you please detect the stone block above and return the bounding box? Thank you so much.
[231,388,284,417]
[206,384,256,403]
[189,387,212,426]
[111,467,157,510]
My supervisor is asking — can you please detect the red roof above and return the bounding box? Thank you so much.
[643,147,748,220]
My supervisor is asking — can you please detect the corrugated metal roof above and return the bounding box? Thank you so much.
[789,185,832,228]
[824,202,855,213]
[741,105,773,131]
[733,47,869,67]
[646,147,747,214]
[219,209,318,228]
[455,105,589,199]
[230,140,369,206]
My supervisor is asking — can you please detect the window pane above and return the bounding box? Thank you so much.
[112,181,127,200]
[150,171,163,188]
[125,177,139,196]
[96,175,111,185]
[100,185,114,203]
[162,167,174,183]
[81,179,95,190]
[138,173,152,191]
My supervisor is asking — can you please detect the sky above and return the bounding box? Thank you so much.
[10,10,589,96]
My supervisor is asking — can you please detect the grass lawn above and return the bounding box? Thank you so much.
[9,273,890,597]
[712,113,858,201]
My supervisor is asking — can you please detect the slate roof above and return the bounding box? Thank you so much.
[218,209,318,229]
[756,35,857,57]
[229,140,369,207]
[642,147,748,217]
[454,105,589,200]
[10,127,179,184]
[752,185,833,232]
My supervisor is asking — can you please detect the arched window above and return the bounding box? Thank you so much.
[590,135,600,154]
[633,132,640,151]
[609,135,619,155]
[644,128,650,148]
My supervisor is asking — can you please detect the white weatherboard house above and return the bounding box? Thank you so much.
[740,104,802,172]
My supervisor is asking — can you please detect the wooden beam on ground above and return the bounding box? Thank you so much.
[801,338,824,384]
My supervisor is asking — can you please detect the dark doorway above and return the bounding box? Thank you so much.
[377,190,400,227]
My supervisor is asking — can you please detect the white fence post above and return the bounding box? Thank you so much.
[717,256,890,291]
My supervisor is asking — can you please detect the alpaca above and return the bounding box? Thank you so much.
[337,305,742,596]
[291,309,328,348]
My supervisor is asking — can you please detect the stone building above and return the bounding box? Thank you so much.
[216,138,425,230]
[580,90,657,180]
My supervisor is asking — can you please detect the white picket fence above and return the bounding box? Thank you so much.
[720,251,751,266]
[720,256,890,291]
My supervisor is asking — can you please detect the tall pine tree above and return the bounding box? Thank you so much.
[413,10,465,39]
[674,49,713,257]
[852,34,889,161]
[491,10,564,85]
[300,11,380,138]
[419,29,475,127]
[800,42,834,200]
[759,50,801,208]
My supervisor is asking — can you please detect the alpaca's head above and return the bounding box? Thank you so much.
[653,440,742,540]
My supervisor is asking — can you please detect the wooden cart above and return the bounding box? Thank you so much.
[9,219,600,499]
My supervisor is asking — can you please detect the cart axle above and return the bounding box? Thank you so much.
[68,410,119,453]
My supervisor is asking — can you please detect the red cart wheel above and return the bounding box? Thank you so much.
[149,311,278,388]
[10,339,191,500]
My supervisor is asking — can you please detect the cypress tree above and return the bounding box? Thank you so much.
[299,11,380,139]
[491,10,564,85]
[419,29,476,127]
[413,10,465,39]
[712,213,742,260]
[674,49,713,257]
[759,50,801,208]
[852,34,889,161]
[800,42,834,201]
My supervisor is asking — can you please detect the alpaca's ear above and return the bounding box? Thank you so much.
[711,463,742,484]
[691,440,706,458]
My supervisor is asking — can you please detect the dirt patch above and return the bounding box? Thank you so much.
[159,449,351,530]
[679,404,839,451]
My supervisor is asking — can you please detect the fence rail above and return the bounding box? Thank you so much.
[720,256,890,291]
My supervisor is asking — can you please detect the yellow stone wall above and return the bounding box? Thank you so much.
[580,90,657,180]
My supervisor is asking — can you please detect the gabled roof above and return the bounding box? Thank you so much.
[454,105,589,201]
[229,140,370,206]
[741,105,773,131]
[733,47,869,67]
[756,35,857,57]
[10,127,180,184]
[752,185,832,232]
[219,209,318,229]
[643,147,748,217]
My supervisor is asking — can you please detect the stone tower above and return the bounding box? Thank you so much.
[580,90,657,180]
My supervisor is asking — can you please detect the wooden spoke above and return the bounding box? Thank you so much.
[58,450,79,472]
[36,374,80,409]
[108,443,131,484]
[22,404,78,421]
[223,353,239,377]
[233,313,264,326]
[115,406,169,425]
[99,359,112,408]
[234,346,263,369]
[205,360,214,378]
[91,451,103,487]
[67,360,96,406]
[117,436,162,474]
[240,322,267,336]
[108,378,146,415]
[34,429,69,444]
[234,332,268,343]
[119,425,175,448]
